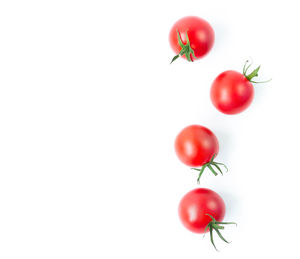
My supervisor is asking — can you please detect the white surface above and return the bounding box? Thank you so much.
[0,0,299,258]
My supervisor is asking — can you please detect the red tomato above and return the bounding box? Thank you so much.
[210,62,270,114]
[210,70,254,114]
[178,188,225,233]
[169,16,214,63]
[175,125,219,167]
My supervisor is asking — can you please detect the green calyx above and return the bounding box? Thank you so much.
[170,30,197,64]
[204,214,237,251]
[191,155,228,184]
[242,60,272,83]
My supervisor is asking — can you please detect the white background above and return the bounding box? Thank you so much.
[0,0,299,258]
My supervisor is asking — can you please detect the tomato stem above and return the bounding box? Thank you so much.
[191,155,228,184]
[243,60,272,83]
[204,214,237,251]
[170,30,197,64]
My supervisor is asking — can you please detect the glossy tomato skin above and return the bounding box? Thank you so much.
[169,16,214,61]
[175,125,219,167]
[179,188,225,233]
[211,70,254,114]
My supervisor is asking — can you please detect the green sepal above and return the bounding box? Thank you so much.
[191,154,228,184]
[170,30,197,64]
[204,214,237,251]
[242,60,272,83]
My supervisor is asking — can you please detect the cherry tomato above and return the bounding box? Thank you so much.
[175,125,219,167]
[169,16,214,63]
[210,61,270,114]
[178,188,225,233]
[210,70,254,114]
